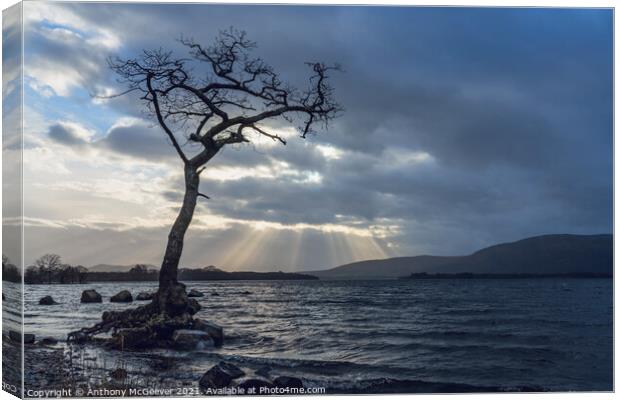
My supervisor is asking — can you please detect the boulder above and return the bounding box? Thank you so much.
[193,319,224,346]
[188,298,201,315]
[211,292,220,296]
[80,289,102,303]
[110,290,133,303]
[39,295,57,305]
[237,378,273,392]
[114,327,153,349]
[8,330,20,342]
[110,368,128,380]
[39,337,58,346]
[24,333,35,344]
[136,292,154,301]
[218,361,245,379]
[255,366,271,378]
[199,365,234,390]
[188,289,204,297]
[8,331,35,344]
[70,331,88,344]
[273,376,304,388]
[172,329,214,350]
[241,291,252,295]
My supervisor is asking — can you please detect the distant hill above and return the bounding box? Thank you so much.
[304,234,613,279]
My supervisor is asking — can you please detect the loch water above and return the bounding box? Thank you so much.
[5,278,613,392]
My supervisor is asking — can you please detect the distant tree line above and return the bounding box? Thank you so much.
[82,266,318,282]
[89,264,159,282]
[2,254,21,283]
[23,254,89,284]
[404,272,613,279]
[14,254,318,284]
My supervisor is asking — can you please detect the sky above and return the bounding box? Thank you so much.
[3,3,613,271]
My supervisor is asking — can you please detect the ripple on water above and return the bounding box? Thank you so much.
[12,278,613,391]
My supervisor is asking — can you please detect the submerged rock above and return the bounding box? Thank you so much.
[193,319,224,346]
[80,290,102,303]
[218,361,245,379]
[199,364,234,390]
[110,290,133,303]
[70,331,88,344]
[136,292,154,301]
[39,296,57,305]
[8,330,20,342]
[237,378,273,392]
[188,298,201,315]
[172,329,213,350]
[110,368,128,380]
[273,376,304,388]
[188,289,204,297]
[8,331,35,344]
[38,337,58,346]
[115,327,153,349]
[255,366,271,378]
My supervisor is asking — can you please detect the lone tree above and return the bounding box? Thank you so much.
[69,29,341,347]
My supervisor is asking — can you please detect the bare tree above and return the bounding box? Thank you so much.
[71,29,341,346]
[35,254,62,284]
[109,29,340,314]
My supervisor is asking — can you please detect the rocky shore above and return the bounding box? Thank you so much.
[16,336,546,396]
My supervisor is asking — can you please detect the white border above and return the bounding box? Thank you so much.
[0,2,615,400]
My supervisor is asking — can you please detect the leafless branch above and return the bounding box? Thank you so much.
[108,28,342,169]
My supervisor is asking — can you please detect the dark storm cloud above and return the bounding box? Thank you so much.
[48,123,90,146]
[34,4,613,258]
[96,123,177,160]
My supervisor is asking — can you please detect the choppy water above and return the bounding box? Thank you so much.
[5,278,613,392]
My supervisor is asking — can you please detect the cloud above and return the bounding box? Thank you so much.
[96,119,178,160]
[48,122,94,146]
[21,4,613,270]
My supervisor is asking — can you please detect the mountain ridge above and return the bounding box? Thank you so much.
[303,234,613,279]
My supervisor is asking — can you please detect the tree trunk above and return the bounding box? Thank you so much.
[156,165,200,316]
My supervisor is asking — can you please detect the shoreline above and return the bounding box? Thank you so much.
[20,341,550,396]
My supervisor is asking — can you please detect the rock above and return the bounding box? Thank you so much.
[237,378,273,392]
[110,368,128,380]
[110,290,133,303]
[8,330,35,344]
[241,291,252,295]
[39,337,58,346]
[38,295,57,305]
[211,292,220,296]
[80,289,102,303]
[69,331,88,344]
[188,289,204,297]
[255,366,271,378]
[136,292,154,301]
[192,319,224,346]
[115,327,153,349]
[217,361,245,379]
[199,365,234,390]
[188,298,201,315]
[8,330,20,342]
[273,376,304,388]
[172,329,213,350]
